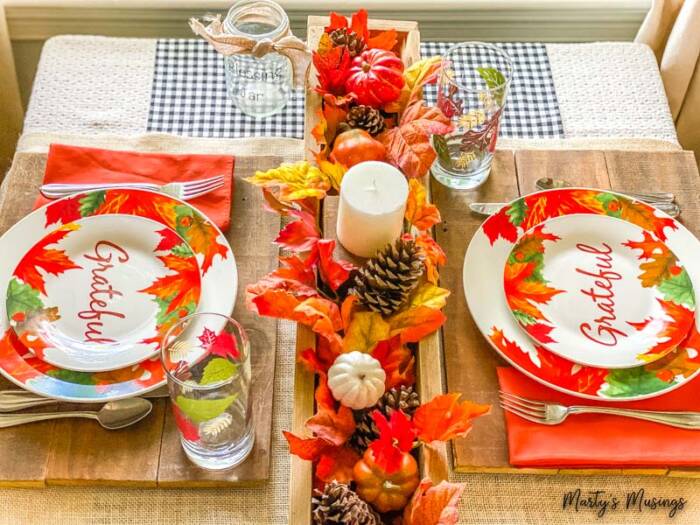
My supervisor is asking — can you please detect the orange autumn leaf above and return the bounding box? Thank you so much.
[623,231,677,287]
[340,295,358,331]
[413,393,490,444]
[249,289,306,321]
[367,29,398,51]
[637,299,695,361]
[315,373,336,412]
[316,446,361,484]
[380,102,453,179]
[14,224,81,294]
[343,310,391,353]
[388,306,446,344]
[140,253,200,315]
[177,210,229,273]
[305,404,355,446]
[295,297,343,347]
[405,178,441,231]
[413,232,446,285]
[372,336,415,389]
[503,261,563,321]
[403,479,465,525]
[283,431,330,461]
[617,196,677,241]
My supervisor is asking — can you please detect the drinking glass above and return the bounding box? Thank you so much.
[431,42,513,190]
[223,0,294,118]
[161,312,254,470]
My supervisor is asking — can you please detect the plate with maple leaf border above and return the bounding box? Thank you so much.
[465,188,700,401]
[0,188,236,401]
[7,215,203,372]
[503,213,695,369]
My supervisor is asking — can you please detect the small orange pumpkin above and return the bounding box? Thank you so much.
[353,447,419,513]
[330,129,386,168]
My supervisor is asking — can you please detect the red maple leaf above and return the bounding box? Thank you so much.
[198,327,216,346]
[139,253,200,317]
[413,393,490,444]
[316,446,360,484]
[275,209,320,252]
[155,228,183,251]
[283,431,331,461]
[14,225,81,294]
[315,239,355,291]
[314,374,336,413]
[209,331,240,360]
[369,410,416,473]
[482,206,519,246]
[45,195,82,227]
[372,336,416,389]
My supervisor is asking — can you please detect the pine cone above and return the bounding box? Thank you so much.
[352,239,424,316]
[349,386,420,452]
[329,28,366,57]
[346,105,386,136]
[312,481,381,525]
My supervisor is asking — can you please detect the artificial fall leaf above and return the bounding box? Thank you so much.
[388,306,446,344]
[315,374,336,412]
[283,431,330,461]
[317,159,346,191]
[316,446,361,484]
[14,223,81,295]
[299,347,328,375]
[385,56,442,115]
[369,410,417,473]
[248,289,306,322]
[367,29,398,51]
[372,336,416,389]
[313,40,353,96]
[413,232,447,285]
[409,283,450,310]
[343,310,391,353]
[274,254,317,288]
[405,179,441,231]
[305,404,356,446]
[312,98,349,153]
[341,295,358,331]
[503,261,563,321]
[275,209,321,252]
[403,479,465,525]
[247,161,334,202]
[295,297,344,352]
[413,393,490,444]
[380,102,453,179]
[623,231,677,288]
[315,239,355,291]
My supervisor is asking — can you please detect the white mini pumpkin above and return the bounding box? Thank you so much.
[327,351,386,410]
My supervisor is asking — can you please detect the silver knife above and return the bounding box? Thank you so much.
[469,202,508,216]
[0,388,169,413]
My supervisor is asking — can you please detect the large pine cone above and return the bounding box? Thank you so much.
[349,385,421,452]
[352,238,424,316]
[312,481,381,525]
[329,28,365,57]
[346,105,386,136]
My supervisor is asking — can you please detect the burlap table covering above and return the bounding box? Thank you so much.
[0,133,698,524]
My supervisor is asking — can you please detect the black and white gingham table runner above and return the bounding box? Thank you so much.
[147,40,563,139]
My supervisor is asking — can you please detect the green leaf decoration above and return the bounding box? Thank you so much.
[153,295,196,327]
[200,358,238,386]
[175,394,237,424]
[432,135,452,168]
[6,278,43,318]
[594,193,623,218]
[174,205,195,238]
[658,269,695,307]
[78,191,106,217]
[512,310,537,326]
[46,368,97,385]
[506,198,527,227]
[476,67,506,104]
[603,368,670,398]
[171,243,194,258]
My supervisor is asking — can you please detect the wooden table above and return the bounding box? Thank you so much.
[434,148,700,478]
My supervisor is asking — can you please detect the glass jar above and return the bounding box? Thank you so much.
[223,0,294,118]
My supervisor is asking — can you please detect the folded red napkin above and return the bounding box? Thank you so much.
[35,144,235,231]
[498,367,700,468]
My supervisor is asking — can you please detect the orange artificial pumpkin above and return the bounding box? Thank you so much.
[353,447,419,513]
[330,129,386,167]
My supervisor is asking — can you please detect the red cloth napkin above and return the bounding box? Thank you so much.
[498,367,700,468]
[35,144,235,231]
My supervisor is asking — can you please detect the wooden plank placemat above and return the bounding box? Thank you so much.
[0,153,282,487]
[432,148,700,477]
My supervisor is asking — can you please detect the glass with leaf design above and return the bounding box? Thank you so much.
[431,43,513,189]
[161,312,253,470]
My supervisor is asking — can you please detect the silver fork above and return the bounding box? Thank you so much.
[40,175,225,201]
[499,391,700,429]
[470,200,681,218]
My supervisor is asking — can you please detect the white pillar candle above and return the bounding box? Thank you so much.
[336,161,409,258]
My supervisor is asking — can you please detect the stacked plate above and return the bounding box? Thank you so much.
[464,188,700,402]
[0,188,237,401]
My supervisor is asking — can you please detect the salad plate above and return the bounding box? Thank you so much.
[8,215,202,372]
[0,188,236,401]
[504,213,694,368]
[465,188,700,401]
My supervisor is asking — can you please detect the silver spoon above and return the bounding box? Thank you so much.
[535,177,675,203]
[0,398,153,429]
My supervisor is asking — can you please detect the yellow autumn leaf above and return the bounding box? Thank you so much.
[384,56,442,114]
[409,283,450,310]
[318,159,346,192]
[342,311,391,353]
[246,161,332,202]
